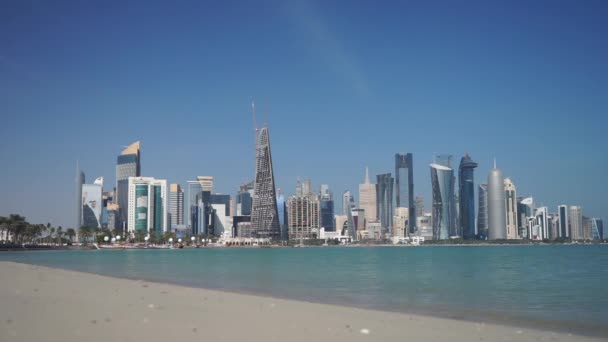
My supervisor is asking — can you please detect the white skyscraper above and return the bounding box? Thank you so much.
[504,178,518,239]
[359,167,377,224]
[569,206,583,240]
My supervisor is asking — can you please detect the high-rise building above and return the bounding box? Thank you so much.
[430,159,456,240]
[236,181,254,216]
[504,178,518,239]
[376,173,394,232]
[591,218,604,240]
[169,183,184,227]
[187,176,215,231]
[558,205,570,239]
[250,126,281,239]
[569,206,583,240]
[75,162,85,229]
[477,184,488,239]
[531,207,549,240]
[415,195,425,219]
[582,216,592,240]
[334,215,348,235]
[342,190,355,216]
[319,185,335,231]
[288,181,320,240]
[487,161,507,240]
[82,182,102,229]
[127,176,168,235]
[458,154,478,239]
[395,153,416,233]
[519,197,534,239]
[197,176,214,193]
[276,190,288,240]
[393,207,409,238]
[359,167,377,224]
[116,141,141,233]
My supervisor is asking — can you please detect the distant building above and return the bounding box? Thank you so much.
[320,199,335,232]
[250,126,281,239]
[276,189,288,239]
[416,213,433,240]
[395,153,416,233]
[116,141,141,232]
[187,176,214,229]
[591,218,604,240]
[169,183,184,227]
[519,197,534,238]
[415,195,425,219]
[569,206,583,240]
[288,181,320,239]
[236,181,254,216]
[487,161,507,240]
[582,216,592,240]
[458,154,477,239]
[376,173,394,232]
[75,162,85,229]
[477,184,488,239]
[504,178,519,239]
[82,182,102,229]
[558,205,570,239]
[334,215,348,236]
[127,176,168,235]
[430,157,456,240]
[531,207,549,240]
[359,168,377,223]
[342,190,355,216]
[393,207,409,238]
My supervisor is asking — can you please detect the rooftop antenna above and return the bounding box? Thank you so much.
[493,157,497,169]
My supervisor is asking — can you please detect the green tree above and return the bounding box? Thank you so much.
[66,228,76,242]
[79,226,93,244]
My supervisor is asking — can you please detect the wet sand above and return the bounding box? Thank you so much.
[0,261,603,342]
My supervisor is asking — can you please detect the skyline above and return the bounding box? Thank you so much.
[1,1,607,228]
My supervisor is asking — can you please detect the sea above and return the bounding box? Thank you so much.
[2,245,607,336]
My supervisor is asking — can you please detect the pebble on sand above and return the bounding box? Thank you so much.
[360,328,370,335]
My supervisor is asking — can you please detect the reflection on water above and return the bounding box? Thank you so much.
[2,245,607,334]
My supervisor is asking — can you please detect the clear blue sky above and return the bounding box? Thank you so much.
[1,0,606,228]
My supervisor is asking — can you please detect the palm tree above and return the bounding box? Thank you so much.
[0,216,8,242]
[49,227,56,245]
[9,214,28,243]
[79,226,92,244]
[56,226,63,245]
[66,228,76,242]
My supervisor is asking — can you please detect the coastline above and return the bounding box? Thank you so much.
[0,261,604,342]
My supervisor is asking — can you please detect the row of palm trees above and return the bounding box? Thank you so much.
[0,214,76,244]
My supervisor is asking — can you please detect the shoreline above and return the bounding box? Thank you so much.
[1,261,605,341]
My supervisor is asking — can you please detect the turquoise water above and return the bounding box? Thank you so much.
[2,245,607,335]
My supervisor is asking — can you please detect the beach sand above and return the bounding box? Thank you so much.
[0,261,603,342]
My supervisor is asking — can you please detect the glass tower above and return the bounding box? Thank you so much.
[458,154,478,239]
[376,173,394,232]
[430,162,456,240]
[395,153,416,233]
[477,184,488,239]
[116,141,141,233]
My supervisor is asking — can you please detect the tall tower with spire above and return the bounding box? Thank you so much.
[75,161,85,229]
[487,159,507,240]
[358,167,377,224]
[250,125,281,239]
[458,153,478,239]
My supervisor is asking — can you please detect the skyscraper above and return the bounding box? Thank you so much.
[569,206,583,240]
[276,190,288,239]
[430,158,456,240]
[415,195,425,219]
[359,167,377,224]
[319,184,335,231]
[287,188,320,240]
[458,154,478,239]
[75,162,85,229]
[116,141,141,233]
[487,161,507,240]
[82,182,102,229]
[504,178,519,239]
[169,183,184,227]
[591,218,604,240]
[127,176,168,235]
[342,190,355,216]
[558,205,570,238]
[477,184,488,239]
[376,173,394,232]
[395,153,416,233]
[187,176,214,232]
[250,126,281,239]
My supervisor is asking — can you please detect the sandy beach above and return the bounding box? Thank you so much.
[0,261,603,342]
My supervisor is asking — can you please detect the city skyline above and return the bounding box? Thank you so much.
[2,1,607,228]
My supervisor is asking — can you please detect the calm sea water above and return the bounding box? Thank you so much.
[2,245,607,335]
